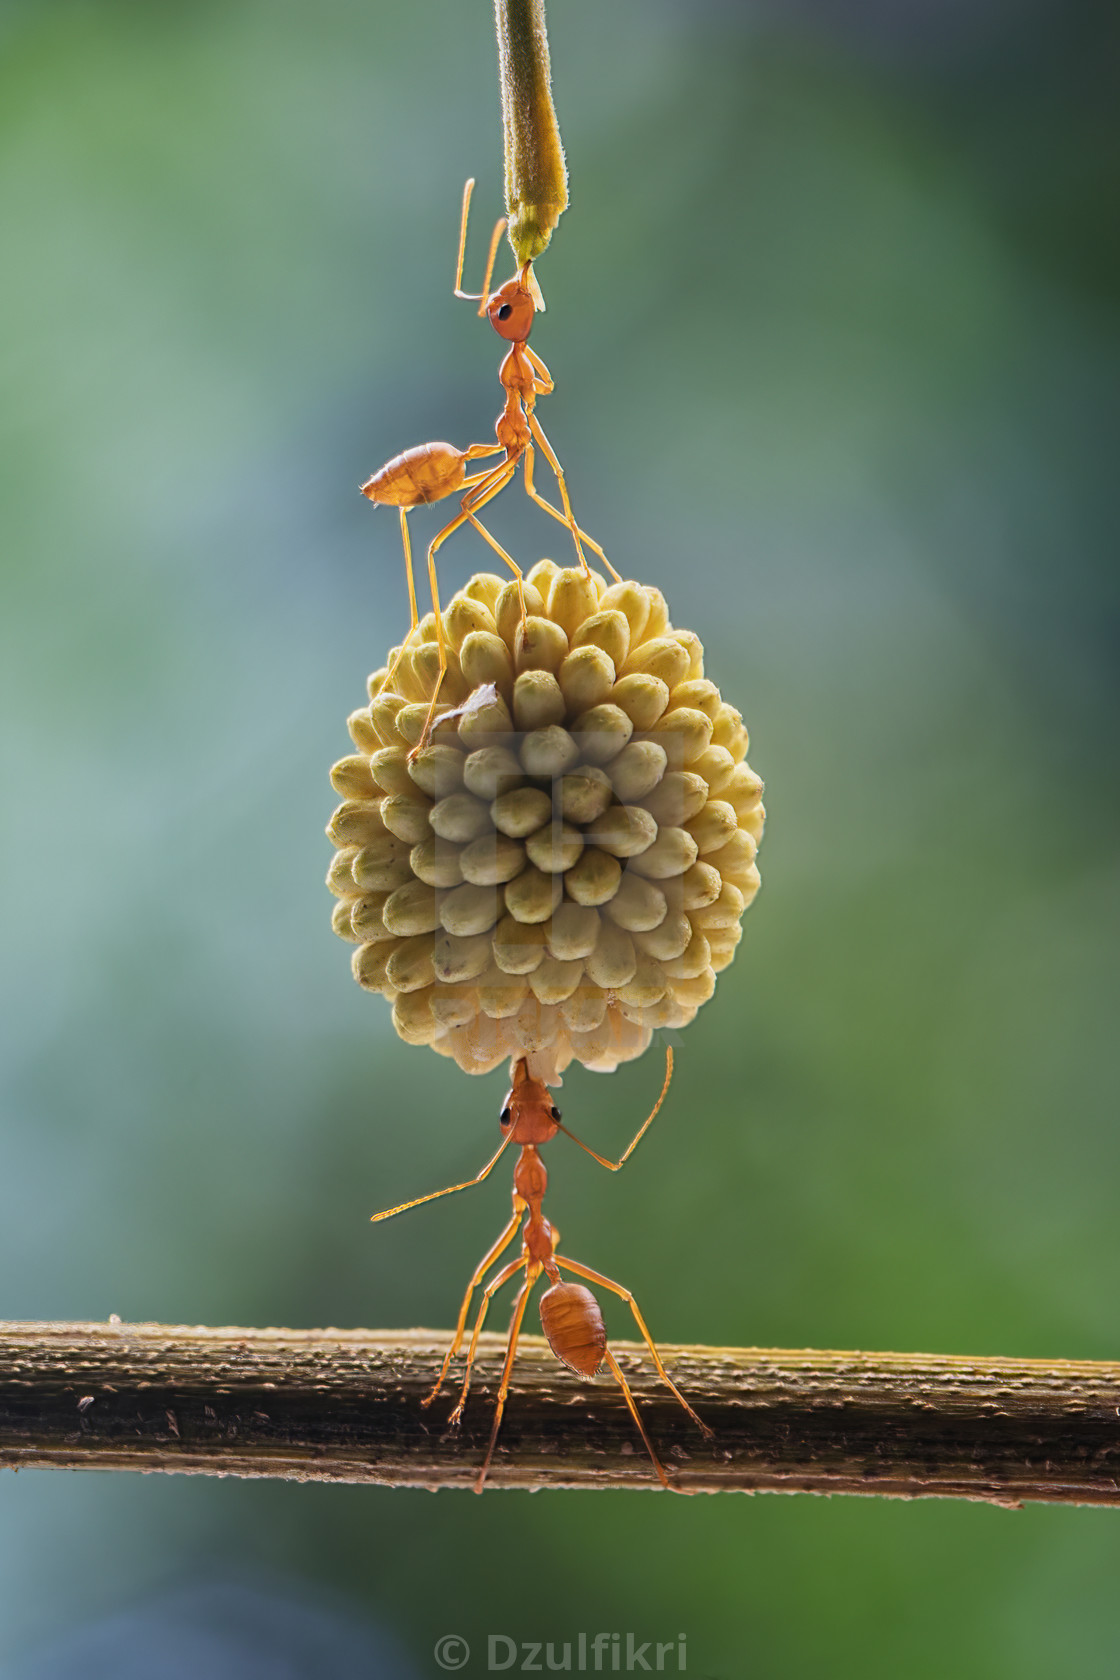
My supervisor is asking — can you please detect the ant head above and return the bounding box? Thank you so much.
[485,275,535,344]
[500,1057,562,1144]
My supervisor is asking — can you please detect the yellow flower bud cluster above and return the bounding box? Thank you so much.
[327,561,764,1079]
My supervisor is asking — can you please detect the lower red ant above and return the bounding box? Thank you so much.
[371,1048,711,1492]
[361,180,617,745]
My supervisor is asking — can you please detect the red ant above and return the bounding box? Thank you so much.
[360,180,617,742]
[371,1048,711,1493]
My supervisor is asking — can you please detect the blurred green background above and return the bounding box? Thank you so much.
[1,0,1117,1673]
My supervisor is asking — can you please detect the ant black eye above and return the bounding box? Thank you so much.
[497,303,513,321]
[550,1106,561,1122]
[500,1107,512,1127]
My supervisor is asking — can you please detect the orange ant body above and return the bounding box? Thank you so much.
[371,1049,711,1492]
[361,181,618,744]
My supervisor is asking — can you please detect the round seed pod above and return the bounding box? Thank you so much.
[380,793,433,846]
[556,766,613,825]
[406,743,465,800]
[520,724,581,779]
[525,822,584,874]
[504,865,563,925]
[492,785,553,838]
[463,744,524,802]
[409,836,465,889]
[429,791,491,844]
[557,644,616,714]
[328,568,764,1074]
[458,831,526,886]
[513,669,566,731]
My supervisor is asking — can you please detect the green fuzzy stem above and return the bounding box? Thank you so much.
[494,0,568,264]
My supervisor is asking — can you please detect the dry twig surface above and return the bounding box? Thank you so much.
[1,1322,1117,1504]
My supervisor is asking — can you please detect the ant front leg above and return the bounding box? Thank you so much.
[525,412,622,583]
[423,1208,523,1410]
[474,1267,539,1494]
[446,1254,526,1428]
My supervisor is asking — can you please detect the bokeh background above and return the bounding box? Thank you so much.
[1,0,1117,1674]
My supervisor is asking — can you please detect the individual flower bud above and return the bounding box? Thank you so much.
[547,902,601,961]
[585,804,657,859]
[564,845,623,906]
[570,704,634,765]
[353,940,397,993]
[329,568,763,1074]
[558,644,616,714]
[609,741,668,803]
[326,846,360,899]
[460,629,515,694]
[628,825,699,880]
[439,882,503,938]
[492,785,553,838]
[459,831,526,886]
[406,743,465,800]
[610,674,669,731]
[528,955,584,1005]
[348,706,382,755]
[571,609,630,670]
[597,581,650,644]
[380,793,434,845]
[520,724,581,778]
[604,871,668,933]
[429,792,492,844]
[515,615,569,674]
[621,636,691,690]
[504,865,563,925]
[463,744,524,801]
[556,765,614,825]
[352,836,412,893]
[513,670,567,731]
[327,800,386,848]
[332,899,359,942]
[491,915,549,974]
[409,836,465,889]
[547,568,601,640]
[383,879,439,937]
[444,594,497,651]
[387,934,437,994]
[330,755,378,800]
[525,821,584,874]
[642,770,709,827]
[494,579,545,646]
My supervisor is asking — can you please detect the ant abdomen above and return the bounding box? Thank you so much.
[540,1281,607,1377]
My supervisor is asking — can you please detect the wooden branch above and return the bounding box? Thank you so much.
[1,1322,1117,1505]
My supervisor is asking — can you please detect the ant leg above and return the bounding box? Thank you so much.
[447,1255,527,1427]
[601,1348,675,1492]
[422,1207,523,1410]
[523,344,554,395]
[381,510,422,695]
[554,1255,712,1438]
[557,1048,673,1171]
[526,411,623,583]
[523,446,622,584]
[370,1132,512,1223]
[474,1265,540,1494]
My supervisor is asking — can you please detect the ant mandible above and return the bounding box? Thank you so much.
[361,180,619,743]
[371,1048,712,1493]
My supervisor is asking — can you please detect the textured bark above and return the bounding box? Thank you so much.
[1,1322,1117,1504]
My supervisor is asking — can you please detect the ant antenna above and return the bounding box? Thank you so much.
[557,1047,674,1172]
[453,177,507,316]
[370,1133,512,1223]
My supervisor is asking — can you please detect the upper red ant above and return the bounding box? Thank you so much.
[371,1048,711,1493]
[360,180,618,745]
